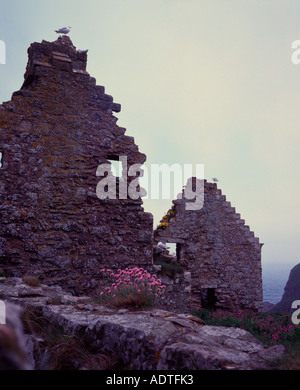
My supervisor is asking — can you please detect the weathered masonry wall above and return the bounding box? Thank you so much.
[155,178,263,312]
[0,36,153,295]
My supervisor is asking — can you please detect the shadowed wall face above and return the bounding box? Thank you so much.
[0,36,153,294]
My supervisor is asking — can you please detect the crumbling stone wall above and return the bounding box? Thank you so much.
[155,178,263,312]
[0,36,153,294]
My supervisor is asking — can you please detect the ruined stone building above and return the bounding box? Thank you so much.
[0,36,153,294]
[0,37,263,312]
[155,178,263,312]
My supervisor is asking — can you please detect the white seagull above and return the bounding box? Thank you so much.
[55,26,72,35]
[157,242,169,250]
[212,177,218,183]
[77,49,88,54]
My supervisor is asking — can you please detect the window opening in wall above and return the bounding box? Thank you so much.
[166,243,183,263]
[157,242,183,263]
[201,288,217,310]
[155,242,184,276]
[107,156,123,178]
[166,243,176,258]
[0,152,3,168]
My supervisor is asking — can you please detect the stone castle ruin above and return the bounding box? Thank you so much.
[0,37,263,312]
[154,178,263,312]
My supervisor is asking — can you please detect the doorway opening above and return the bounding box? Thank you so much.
[157,242,182,263]
[201,288,217,310]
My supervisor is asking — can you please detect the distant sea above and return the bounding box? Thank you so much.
[262,263,296,304]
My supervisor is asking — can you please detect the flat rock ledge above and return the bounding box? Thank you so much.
[0,278,285,370]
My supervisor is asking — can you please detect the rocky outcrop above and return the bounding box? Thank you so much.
[271,263,300,313]
[0,302,32,369]
[0,278,284,370]
[262,301,275,313]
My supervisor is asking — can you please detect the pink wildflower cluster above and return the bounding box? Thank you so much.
[198,308,297,345]
[255,315,296,343]
[99,267,166,300]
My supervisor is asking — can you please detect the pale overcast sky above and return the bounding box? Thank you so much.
[1,0,300,273]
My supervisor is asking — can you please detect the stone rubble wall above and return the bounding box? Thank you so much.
[155,178,263,312]
[0,36,153,296]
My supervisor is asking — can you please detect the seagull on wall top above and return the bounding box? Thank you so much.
[55,26,72,35]
[157,242,169,250]
[212,178,218,183]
